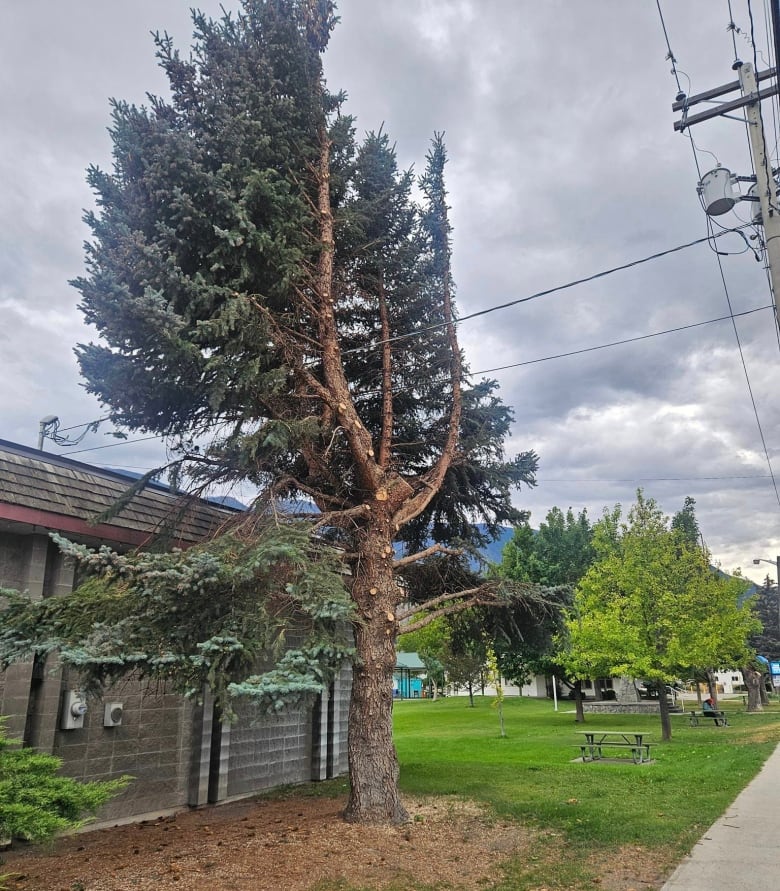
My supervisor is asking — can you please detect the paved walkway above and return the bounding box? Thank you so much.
[661,741,780,890]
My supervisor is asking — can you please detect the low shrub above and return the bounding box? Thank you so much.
[0,722,129,844]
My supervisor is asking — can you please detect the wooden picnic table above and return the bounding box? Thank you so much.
[576,730,652,763]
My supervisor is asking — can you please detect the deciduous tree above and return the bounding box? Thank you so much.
[565,492,758,740]
[493,507,594,720]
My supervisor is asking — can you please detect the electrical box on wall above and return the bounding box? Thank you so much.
[103,702,123,727]
[61,691,88,730]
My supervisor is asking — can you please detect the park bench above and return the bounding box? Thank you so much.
[684,710,728,727]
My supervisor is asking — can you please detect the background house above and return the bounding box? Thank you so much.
[0,439,350,824]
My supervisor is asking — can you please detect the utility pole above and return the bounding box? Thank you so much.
[737,62,780,313]
[673,62,780,320]
[772,0,780,99]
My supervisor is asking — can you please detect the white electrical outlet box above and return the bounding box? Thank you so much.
[61,691,88,730]
[103,702,124,727]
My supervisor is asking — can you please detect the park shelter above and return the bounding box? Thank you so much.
[0,438,350,824]
[394,651,426,698]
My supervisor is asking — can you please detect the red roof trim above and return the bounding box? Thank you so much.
[0,502,191,548]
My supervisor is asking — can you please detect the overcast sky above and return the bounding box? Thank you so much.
[3,1,780,580]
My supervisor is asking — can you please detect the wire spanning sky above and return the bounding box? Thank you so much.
[2,1,780,579]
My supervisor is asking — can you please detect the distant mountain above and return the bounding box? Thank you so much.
[205,494,247,511]
[475,525,515,565]
[393,524,516,570]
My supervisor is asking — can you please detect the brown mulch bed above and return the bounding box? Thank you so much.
[1,794,669,891]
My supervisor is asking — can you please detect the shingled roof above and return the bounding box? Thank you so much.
[0,439,239,548]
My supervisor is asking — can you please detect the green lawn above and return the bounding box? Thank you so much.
[389,695,780,889]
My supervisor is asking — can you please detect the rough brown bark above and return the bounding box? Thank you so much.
[343,522,408,824]
[573,680,585,724]
[744,665,764,712]
[377,280,394,469]
[657,681,672,741]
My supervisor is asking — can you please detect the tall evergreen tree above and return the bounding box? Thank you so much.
[12,2,540,824]
[671,495,701,548]
[749,578,780,661]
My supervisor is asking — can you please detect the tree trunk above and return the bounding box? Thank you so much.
[706,669,718,705]
[343,525,408,824]
[759,676,770,706]
[467,680,474,708]
[744,665,764,712]
[657,681,672,741]
[573,680,585,724]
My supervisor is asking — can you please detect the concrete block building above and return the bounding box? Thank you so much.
[0,439,350,824]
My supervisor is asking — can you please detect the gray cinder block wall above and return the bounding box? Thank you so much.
[0,525,352,824]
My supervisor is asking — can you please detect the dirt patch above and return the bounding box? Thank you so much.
[1,794,538,891]
[585,844,671,891]
[0,793,676,891]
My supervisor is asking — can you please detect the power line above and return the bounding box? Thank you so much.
[347,302,775,400]
[540,474,770,483]
[56,415,111,434]
[710,222,780,508]
[655,0,684,94]
[66,435,162,456]
[471,304,773,375]
[341,227,752,356]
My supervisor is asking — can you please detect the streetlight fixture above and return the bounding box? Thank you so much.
[752,555,780,634]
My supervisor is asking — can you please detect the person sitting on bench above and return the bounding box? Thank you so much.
[702,696,724,725]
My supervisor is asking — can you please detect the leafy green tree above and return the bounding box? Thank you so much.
[446,609,490,706]
[566,491,758,740]
[0,721,128,845]
[494,522,536,582]
[0,2,540,825]
[531,507,595,586]
[493,507,594,720]
[397,617,449,700]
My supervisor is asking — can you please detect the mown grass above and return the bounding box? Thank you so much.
[390,695,780,889]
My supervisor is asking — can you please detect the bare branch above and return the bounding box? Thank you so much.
[312,503,371,532]
[314,126,380,493]
[397,581,559,634]
[267,475,346,511]
[397,583,499,622]
[400,598,492,634]
[393,543,462,569]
